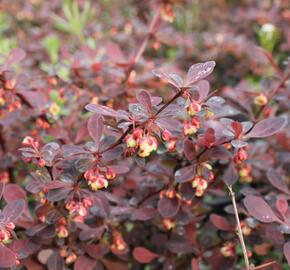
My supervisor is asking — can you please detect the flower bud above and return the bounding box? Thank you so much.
[22,136,34,147]
[105,168,116,180]
[125,134,137,148]
[138,136,158,157]
[166,139,177,152]
[220,242,235,257]
[83,198,93,208]
[5,79,16,90]
[0,229,11,242]
[65,252,77,265]
[163,219,176,230]
[49,103,60,116]
[5,222,15,230]
[162,130,172,141]
[57,225,69,238]
[187,100,201,116]
[254,93,268,106]
[89,175,108,191]
[192,176,208,197]
[233,148,248,163]
[38,158,46,167]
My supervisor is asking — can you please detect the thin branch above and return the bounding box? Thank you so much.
[227,185,250,270]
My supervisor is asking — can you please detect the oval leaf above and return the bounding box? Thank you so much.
[243,195,280,223]
[283,242,290,266]
[132,208,157,221]
[74,255,97,270]
[3,184,26,202]
[3,199,25,223]
[0,244,17,268]
[133,247,159,264]
[88,114,104,149]
[210,214,234,231]
[157,197,179,218]
[245,117,287,138]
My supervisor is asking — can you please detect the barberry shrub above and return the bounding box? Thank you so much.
[0,1,289,270]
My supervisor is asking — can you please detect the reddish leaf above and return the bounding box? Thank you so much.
[210,214,234,231]
[245,117,287,138]
[74,255,97,270]
[3,199,25,223]
[85,243,109,259]
[38,249,54,265]
[4,48,26,69]
[198,128,216,148]
[132,208,157,221]
[185,61,216,86]
[276,198,288,218]
[152,69,183,89]
[223,164,238,186]
[133,247,159,264]
[47,252,64,270]
[157,197,179,218]
[3,184,26,202]
[266,169,290,195]
[191,258,200,270]
[107,165,130,174]
[197,80,210,102]
[184,139,195,161]
[85,104,119,118]
[106,42,125,63]
[231,121,243,138]
[243,195,280,223]
[88,114,104,149]
[283,242,290,266]
[174,165,195,184]
[102,259,128,270]
[0,244,17,268]
[0,183,4,200]
[136,90,152,112]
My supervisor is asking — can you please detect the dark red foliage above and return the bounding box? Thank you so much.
[0,0,289,269]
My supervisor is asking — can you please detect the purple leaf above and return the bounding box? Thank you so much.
[197,80,210,102]
[85,104,119,117]
[184,139,195,161]
[47,187,72,202]
[0,183,4,200]
[157,197,179,218]
[3,199,25,223]
[74,255,97,270]
[185,61,216,86]
[133,247,159,264]
[85,243,109,259]
[266,169,290,195]
[222,164,238,186]
[283,242,290,266]
[136,90,152,112]
[132,208,157,221]
[174,165,195,184]
[47,252,64,270]
[210,214,234,231]
[107,165,130,174]
[88,114,104,150]
[152,69,183,89]
[245,117,287,138]
[276,198,288,218]
[3,184,26,202]
[243,195,280,223]
[0,244,17,268]
[6,48,26,65]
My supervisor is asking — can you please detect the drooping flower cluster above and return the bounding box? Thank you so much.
[125,128,159,157]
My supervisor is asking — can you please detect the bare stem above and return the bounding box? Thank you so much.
[227,185,250,270]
